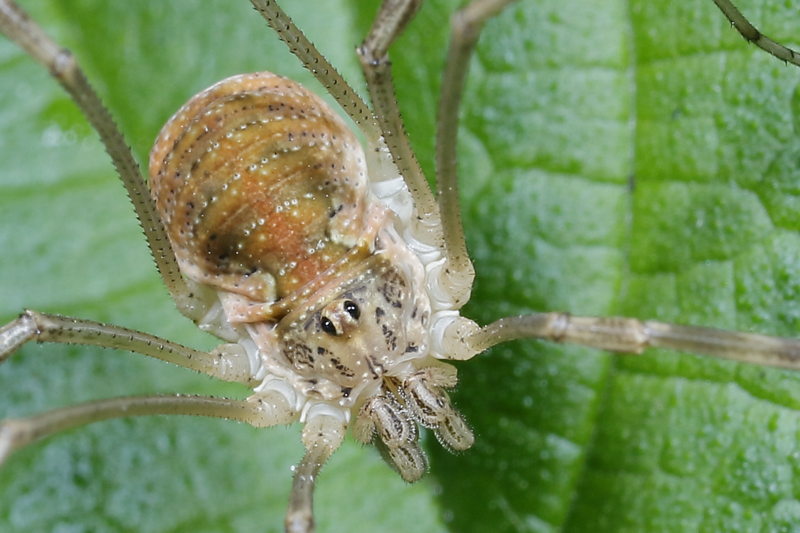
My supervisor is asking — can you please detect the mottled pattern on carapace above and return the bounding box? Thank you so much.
[149,72,369,301]
[277,255,430,395]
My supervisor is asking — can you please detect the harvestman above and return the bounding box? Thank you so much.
[1,0,800,531]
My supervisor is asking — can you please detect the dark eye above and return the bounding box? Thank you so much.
[320,316,337,335]
[344,300,360,320]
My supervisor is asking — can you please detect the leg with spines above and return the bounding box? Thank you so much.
[711,0,800,66]
[412,0,800,371]
[0,310,258,384]
[0,0,311,515]
[356,0,443,247]
[0,0,202,318]
[250,0,443,250]
[2,0,800,532]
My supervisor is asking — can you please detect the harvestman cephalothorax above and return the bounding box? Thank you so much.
[2,0,800,531]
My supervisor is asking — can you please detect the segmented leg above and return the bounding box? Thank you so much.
[0,392,295,465]
[285,414,346,533]
[249,0,443,252]
[463,313,800,370]
[0,0,202,318]
[356,0,443,246]
[0,310,258,385]
[248,0,377,136]
[711,0,800,66]
[434,0,518,305]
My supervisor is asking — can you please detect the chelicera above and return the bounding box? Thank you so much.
[1,0,800,532]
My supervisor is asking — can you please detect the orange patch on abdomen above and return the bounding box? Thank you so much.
[149,71,368,302]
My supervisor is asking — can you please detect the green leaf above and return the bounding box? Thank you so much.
[1,1,800,532]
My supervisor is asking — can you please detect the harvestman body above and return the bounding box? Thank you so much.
[1,0,800,531]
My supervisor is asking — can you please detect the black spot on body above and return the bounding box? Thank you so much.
[285,340,315,368]
[378,268,406,309]
[381,324,398,351]
[366,356,384,379]
[329,357,355,378]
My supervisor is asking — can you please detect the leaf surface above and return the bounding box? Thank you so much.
[1,1,800,532]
